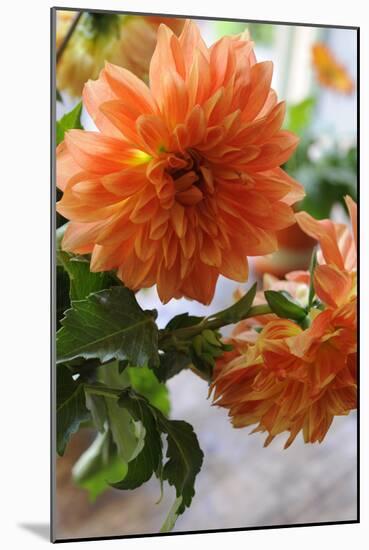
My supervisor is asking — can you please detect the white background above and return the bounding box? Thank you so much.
[1,0,367,548]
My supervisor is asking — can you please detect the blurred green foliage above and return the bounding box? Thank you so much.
[214,20,274,44]
[284,97,357,219]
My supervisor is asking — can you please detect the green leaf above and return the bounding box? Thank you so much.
[106,399,144,462]
[97,361,145,463]
[56,89,63,103]
[156,351,191,383]
[57,266,71,329]
[308,249,318,309]
[158,416,203,515]
[128,366,170,416]
[114,389,204,526]
[165,313,204,330]
[57,224,114,302]
[56,366,90,455]
[264,290,307,321]
[210,282,257,324]
[285,97,316,135]
[60,254,114,302]
[113,390,163,490]
[56,287,159,367]
[56,101,83,146]
[72,431,127,501]
[85,393,107,433]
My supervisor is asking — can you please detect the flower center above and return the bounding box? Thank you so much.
[166,149,214,206]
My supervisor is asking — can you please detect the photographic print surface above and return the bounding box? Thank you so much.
[52,7,358,542]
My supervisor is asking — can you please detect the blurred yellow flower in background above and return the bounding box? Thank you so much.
[56,11,184,97]
[312,43,354,94]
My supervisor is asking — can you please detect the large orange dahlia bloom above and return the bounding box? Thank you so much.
[57,20,304,304]
[212,198,357,447]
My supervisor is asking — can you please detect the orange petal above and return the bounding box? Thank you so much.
[83,72,121,138]
[176,186,203,206]
[136,114,170,156]
[170,202,186,238]
[179,19,209,75]
[245,131,299,171]
[295,211,345,270]
[160,70,189,129]
[314,264,353,308]
[104,62,156,115]
[242,61,273,121]
[210,36,236,92]
[149,24,186,102]
[101,167,147,197]
[65,130,131,175]
[344,195,357,250]
[187,49,211,107]
[61,221,101,254]
[253,101,286,143]
[179,262,219,305]
[200,234,222,267]
[219,243,249,281]
[56,141,81,191]
[99,100,143,145]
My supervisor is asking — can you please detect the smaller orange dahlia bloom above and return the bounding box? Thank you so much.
[312,43,354,95]
[296,195,357,309]
[57,20,304,304]
[212,198,357,447]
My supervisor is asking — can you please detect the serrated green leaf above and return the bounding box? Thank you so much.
[264,290,307,321]
[56,89,63,103]
[209,282,257,324]
[85,393,107,433]
[156,351,191,383]
[56,287,159,367]
[113,388,204,527]
[106,399,143,463]
[97,361,145,463]
[165,313,204,330]
[57,266,71,329]
[56,101,83,146]
[158,416,204,515]
[57,224,114,302]
[60,253,114,302]
[72,431,127,501]
[56,366,90,455]
[113,390,162,490]
[285,97,316,135]
[128,366,170,416]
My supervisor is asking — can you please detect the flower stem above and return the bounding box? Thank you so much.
[84,383,120,400]
[56,12,83,63]
[159,304,272,348]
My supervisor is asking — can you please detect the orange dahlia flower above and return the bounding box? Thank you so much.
[295,195,357,309]
[212,311,356,448]
[57,20,304,304]
[312,43,354,95]
[212,198,357,446]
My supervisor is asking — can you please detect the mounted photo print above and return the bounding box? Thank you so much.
[51,7,359,543]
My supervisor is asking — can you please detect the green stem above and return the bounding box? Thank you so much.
[159,304,272,347]
[247,304,273,317]
[56,12,83,63]
[84,383,120,400]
